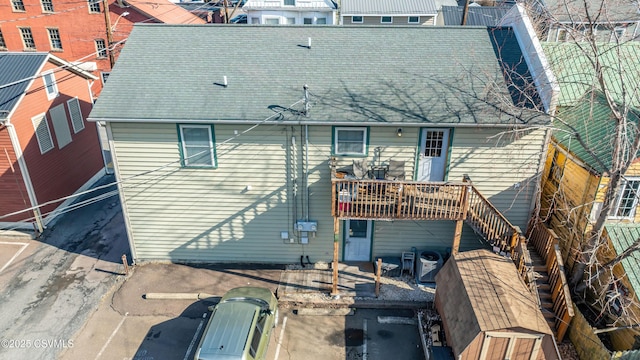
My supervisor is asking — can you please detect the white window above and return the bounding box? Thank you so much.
[179,124,217,168]
[19,27,35,50]
[41,0,54,12]
[284,0,295,5]
[265,18,280,24]
[352,16,363,23]
[95,39,107,58]
[408,16,419,24]
[381,16,392,24]
[12,0,25,11]
[88,0,101,13]
[250,17,260,24]
[285,17,296,24]
[333,127,368,156]
[42,71,58,99]
[611,178,640,219]
[303,17,312,24]
[47,28,63,51]
[0,29,6,50]
[49,103,72,149]
[556,28,567,42]
[32,114,54,154]
[611,28,625,42]
[67,97,85,133]
[316,17,326,24]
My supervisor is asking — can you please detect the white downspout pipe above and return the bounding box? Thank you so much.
[2,120,44,233]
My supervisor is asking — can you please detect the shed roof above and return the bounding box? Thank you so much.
[0,53,96,116]
[341,0,438,15]
[441,5,512,26]
[90,25,547,126]
[605,223,640,297]
[435,250,552,356]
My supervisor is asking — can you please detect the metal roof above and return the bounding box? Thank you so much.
[441,5,512,26]
[340,0,437,15]
[539,0,640,23]
[605,223,640,298]
[0,53,48,115]
[90,24,548,126]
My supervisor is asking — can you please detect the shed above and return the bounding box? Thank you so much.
[435,250,559,360]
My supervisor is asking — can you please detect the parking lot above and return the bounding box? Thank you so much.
[59,263,426,360]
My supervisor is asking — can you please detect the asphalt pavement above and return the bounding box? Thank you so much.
[0,174,129,360]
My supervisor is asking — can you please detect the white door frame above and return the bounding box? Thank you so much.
[343,220,372,261]
[417,128,450,181]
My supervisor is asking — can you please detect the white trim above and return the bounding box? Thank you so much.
[380,16,393,24]
[179,124,216,167]
[106,122,137,261]
[408,16,420,24]
[42,71,58,100]
[609,177,640,220]
[334,126,367,156]
[351,15,363,23]
[4,122,44,232]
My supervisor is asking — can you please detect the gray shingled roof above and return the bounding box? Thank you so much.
[0,53,48,115]
[341,0,437,15]
[90,25,548,126]
[441,5,512,26]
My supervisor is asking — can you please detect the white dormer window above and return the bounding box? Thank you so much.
[352,16,363,23]
[408,16,420,24]
[381,16,392,24]
[284,0,295,5]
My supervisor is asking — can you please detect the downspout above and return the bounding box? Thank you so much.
[303,85,310,222]
[2,119,44,234]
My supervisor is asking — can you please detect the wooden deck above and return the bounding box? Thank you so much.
[330,174,572,341]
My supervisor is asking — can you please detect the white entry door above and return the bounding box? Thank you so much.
[344,220,372,261]
[417,128,450,181]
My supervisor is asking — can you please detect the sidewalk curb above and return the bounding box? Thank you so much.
[279,299,431,310]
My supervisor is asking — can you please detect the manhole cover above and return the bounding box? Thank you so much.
[345,328,364,347]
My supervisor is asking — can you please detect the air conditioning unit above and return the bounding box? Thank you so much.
[417,251,442,283]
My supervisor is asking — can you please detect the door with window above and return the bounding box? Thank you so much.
[343,220,372,261]
[417,128,449,181]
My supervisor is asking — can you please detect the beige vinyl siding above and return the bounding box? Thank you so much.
[447,127,547,229]
[111,123,544,263]
[373,220,487,258]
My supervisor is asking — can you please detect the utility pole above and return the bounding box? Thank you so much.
[103,0,115,68]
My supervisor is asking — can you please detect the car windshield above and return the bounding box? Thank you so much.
[222,297,269,309]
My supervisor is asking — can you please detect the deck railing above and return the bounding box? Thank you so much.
[527,222,575,342]
[331,179,467,221]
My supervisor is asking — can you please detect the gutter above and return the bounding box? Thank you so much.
[87,117,550,129]
[0,118,44,233]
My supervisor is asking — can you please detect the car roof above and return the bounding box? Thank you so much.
[198,302,258,360]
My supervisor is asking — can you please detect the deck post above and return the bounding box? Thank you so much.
[452,176,472,255]
[331,217,340,296]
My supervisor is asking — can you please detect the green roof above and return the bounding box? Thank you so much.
[542,42,640,108]
[554,93,640,172]
[90,25,548,126]
[543,42,640,172]
[605,223,640,297]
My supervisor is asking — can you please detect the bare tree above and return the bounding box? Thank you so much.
[523,0,640,334]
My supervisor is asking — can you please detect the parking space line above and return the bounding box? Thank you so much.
[274,315,288,360]
[363,319,368,360]
[0,241,29,273]
[184,312,208,360]
[96,312,128,360]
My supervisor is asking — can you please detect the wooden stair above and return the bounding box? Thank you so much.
[528,246,558,334]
